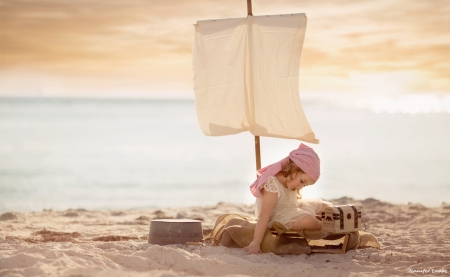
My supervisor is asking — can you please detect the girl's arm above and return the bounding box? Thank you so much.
[243,188,278,254]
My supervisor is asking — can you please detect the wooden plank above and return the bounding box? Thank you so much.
[310,234,350,254]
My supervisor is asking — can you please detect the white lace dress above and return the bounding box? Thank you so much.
[255,176,333,230]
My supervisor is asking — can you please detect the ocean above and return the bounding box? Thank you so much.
[0,94,449,212]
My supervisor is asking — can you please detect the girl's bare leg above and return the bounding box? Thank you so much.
[290,214,322,230]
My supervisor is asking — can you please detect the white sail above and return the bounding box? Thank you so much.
[193,14,318,143]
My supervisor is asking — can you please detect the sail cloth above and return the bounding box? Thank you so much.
[193,14,318,143]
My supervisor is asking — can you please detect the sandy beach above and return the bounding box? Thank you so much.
[1,197,449,277]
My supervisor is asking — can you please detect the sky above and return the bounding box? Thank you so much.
[0,0,449,98]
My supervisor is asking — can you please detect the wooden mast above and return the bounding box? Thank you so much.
[255,136,261,171]
[247,0,261,172]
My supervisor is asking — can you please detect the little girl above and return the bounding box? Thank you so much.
[244,144,333,254]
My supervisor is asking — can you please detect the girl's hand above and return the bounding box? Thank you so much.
[243,240,261,255]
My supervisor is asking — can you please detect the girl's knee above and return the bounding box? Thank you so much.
[306,216,322,229]
[291,215,322,230]
[313,219,323,229]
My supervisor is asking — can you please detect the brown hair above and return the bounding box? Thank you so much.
[282,159,304,178]
[282,159,304,199]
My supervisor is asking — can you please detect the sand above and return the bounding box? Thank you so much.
[0,197,449,277]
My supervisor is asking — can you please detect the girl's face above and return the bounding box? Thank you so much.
[286,171,316,191]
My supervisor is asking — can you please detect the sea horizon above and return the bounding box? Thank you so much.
[0,93,449,212]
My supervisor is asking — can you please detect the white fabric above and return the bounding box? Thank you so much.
[262,180,280,198]
[255,176,333,230]
[193,14,318,142]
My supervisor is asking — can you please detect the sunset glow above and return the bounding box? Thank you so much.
[0,0,449,98]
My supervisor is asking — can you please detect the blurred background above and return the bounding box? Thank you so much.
[0,0,449,212]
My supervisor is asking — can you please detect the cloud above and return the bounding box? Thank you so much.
[0,0,448,96]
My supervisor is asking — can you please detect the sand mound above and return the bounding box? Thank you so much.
[0,212,25,221]
[0,198,449,277]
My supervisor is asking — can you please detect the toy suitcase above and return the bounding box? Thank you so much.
[321,204,362,233]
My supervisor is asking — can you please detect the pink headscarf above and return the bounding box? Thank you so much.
[249,144,320,197]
